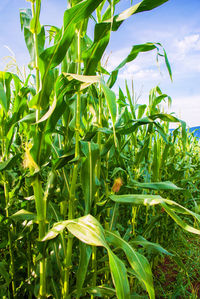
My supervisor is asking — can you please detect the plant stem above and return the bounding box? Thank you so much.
[31,2,47,297]
[63,28,82,299]
[91,91,102,299]
[4,178,16,298]
[132,207,137,236]
[32,177,46,298]
[31,0,41,121]
[109,202,119,231]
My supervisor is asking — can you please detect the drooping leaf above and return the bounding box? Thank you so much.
[110,194,163,205]
[66,215,108,247]
[130,180,182,190]
[106,231,155,299]
[107,249,130,299]
[159,48,172,81]
[110,194,200,234]
[161,202,200,235]
[42,215,108,246]
[108,43,158,88]
[117,114,184,135]
[35,95,57,124]
[131,235,172,256]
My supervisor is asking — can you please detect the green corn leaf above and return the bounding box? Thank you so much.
[23,24,45,67]
[76,243,92,298]
[32,177,45,222]
[112,0,169,31]
[151,94,170,108]
[131,0,169,13]
[29,69,56,109]
[18,112,36,123]
[110,194,200,234]
[61,73,100,92]
[108,42,171,88]
[137,104,147,119]
[37,0,103,109]
[106,231,155,299]
[107,249,130,299]
[162,48,172,81]
[135,136,151,165]
[100,136,114,156]
[42,221,68,241]
[0,155,19,171]
[0,82,8,113]
[35,95,57,124]
[154,122,169,144]
[152,139,159,181]
[83,22,111,75]
[117,117,153,135]
[42,215,108,246]
[0,72,13,110]
[131,236,172,256]
[66,215,108,247]
[130,180,182,190]
[40,0,103,72]
[52,150,75,171]
[117,114,185,135]
[10,209,37,221]
[80,141,99,214]
[43,215,131,298]
[108,43,158,88]
[19,8,32,30]
[84,285,116,297]
[162,203,200,235]
[101,80,117,146]
[30,17,41,35]
[150,113,181,122]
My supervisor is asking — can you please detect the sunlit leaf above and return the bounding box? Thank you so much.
[106,231,155,299]
[108,249,130,299]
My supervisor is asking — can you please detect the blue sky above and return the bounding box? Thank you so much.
[0,0,200,127]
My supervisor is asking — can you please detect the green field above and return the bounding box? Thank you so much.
[0,0,200,298]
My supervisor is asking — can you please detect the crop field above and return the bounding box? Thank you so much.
[0,0,200,298]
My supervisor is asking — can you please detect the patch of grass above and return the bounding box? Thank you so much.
[154,230,200,298]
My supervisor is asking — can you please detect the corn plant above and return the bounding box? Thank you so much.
[0,0,200,298]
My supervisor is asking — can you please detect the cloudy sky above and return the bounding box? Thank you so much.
[0,0,200,127]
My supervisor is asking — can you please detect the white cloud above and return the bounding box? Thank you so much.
[163,95,200,127]
[119,67,160,81]
[176,34,200,56]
